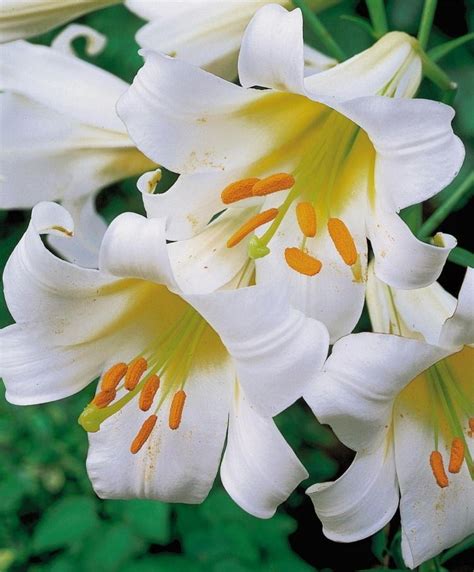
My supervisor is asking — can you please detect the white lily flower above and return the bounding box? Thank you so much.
[0,0,121,43]
[305,265,474,568]
[125,0,336,80]
[0,201,330,513]
[117,4,464,342]
[0,28,155,267]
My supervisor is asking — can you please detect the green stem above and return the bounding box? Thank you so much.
[292,0,345,61]
[419,172,474,238]
[420,49,457,91]
[418,0,438,50]
[429,32,474,62]
[366,0,388,37]
[448,246,474,268]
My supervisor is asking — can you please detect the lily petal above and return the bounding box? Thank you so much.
[221,384,308,518]
[186,282,329,416]
[239,4,305,93]
[51,23,107,57]
[394,394,474,568]
[307,443,399,542]
[99,212,177,289]
[305,332,448,451]
[117,49,270,174]
[368,208,456,290]
[438,267,474,348]
[87,325,233,502]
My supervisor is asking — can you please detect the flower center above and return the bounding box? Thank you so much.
[78,307,206,454]
[220,103,373,282]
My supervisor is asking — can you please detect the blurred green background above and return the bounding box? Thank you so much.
[0,1,473,570]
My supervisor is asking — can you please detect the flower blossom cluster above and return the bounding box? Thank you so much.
[0,1,472,569]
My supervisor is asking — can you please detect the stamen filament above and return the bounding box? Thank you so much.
[130,415,157,454]
[227,208,278,248]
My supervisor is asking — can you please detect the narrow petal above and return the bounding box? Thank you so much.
[366,261,457,345]
[304,333,448,451]
[87,326,233,503]
[168,208,251,294]
[303,45,337,75]
[438,267,474,348]
[368,208,456,290]
[238,4,305,93]
[221,384,308,518]
[185,282,329,417]
[51,23,107,57]
[307,442,399,542]
[394,397,474,568]
[0,202,171,404]
[99,212,177,289]
[0,40,127,131]
[0,0,118,43]
[339,96,465,210]
[117,49,268,174]
[47,194,106,269]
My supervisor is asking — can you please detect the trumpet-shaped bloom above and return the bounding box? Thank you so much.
[305,265,474,568]
[0,0,119,43]
[126,0,336,80]
[0,29,154,266]
[118,5,463,342]
[0,201,330,514]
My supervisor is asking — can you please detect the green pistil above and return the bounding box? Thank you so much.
[78,309,205,433]
[427,368,440,450]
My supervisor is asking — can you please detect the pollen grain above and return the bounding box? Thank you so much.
[430,451,449,488]
[448,437,465,474]
[100,362,127,392]
[328,218,357,266]
[252,173,295,197]
[130,415,158,454]
[125,357,148,391]
[221,178,260,204]
[139,374,160,411]
[169,390,187,430]
[284,247,322,276]
[227,208,278,248]
[296,202,317,238]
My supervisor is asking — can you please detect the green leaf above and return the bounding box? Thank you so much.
[81,523,137,572]
[428,32,474,62]
[440,534,474,563]
[122,499,171,545]
[121,555,205,572]
[32,497,99,553]
[371,527,389,564]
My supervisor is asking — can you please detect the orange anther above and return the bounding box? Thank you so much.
[100,362,127,392]
[448,437,465,473]
[139,374,160,411]
[169,390,187,430]
[328,218,357,266]
[226,208,278,248]
[221,178,260,205]
[284,247,322,276]
[130,415,157,454]
[296,202,317,238]
[93,389,116,408]
[125,357,148,391]
[252,173,295,197]
[430,451,449,488]
[469,418,474,434]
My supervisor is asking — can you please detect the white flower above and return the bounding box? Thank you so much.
[305,265,474,568]
[126,0,336,80]
[117,4,463,343]
[0,27,155,267]
[0,201,330,514]
[0,0,120,43]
